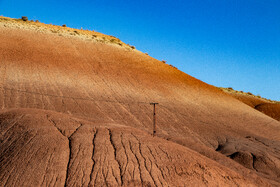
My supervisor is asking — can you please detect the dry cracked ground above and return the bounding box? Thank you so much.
[2,109,265,187]
[0,17,280,186]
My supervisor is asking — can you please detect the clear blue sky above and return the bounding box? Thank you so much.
[1,0,280,100]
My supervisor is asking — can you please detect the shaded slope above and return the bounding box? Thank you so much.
[255,103,280,121]
[1,18,280,185]
[228,93,271,108]
[219,88,280,121]
[0,108,272,187]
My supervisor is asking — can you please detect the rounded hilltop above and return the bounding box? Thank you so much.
[0,16,135,50]
[0,15,280,186]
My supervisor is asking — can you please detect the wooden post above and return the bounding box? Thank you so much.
[150,103,159,136]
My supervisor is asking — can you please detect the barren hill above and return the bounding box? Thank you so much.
[1,108,268,186]
[219,87,280,121]
[255,103,280,121]
[1,17,280,186]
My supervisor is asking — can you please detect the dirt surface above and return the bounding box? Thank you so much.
[1,17,280,186]
[1,108,271,187]
[227,92,271,108]
[255,103,280,121]
[220,88,280,121]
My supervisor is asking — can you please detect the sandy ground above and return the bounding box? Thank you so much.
[0,17,280,186]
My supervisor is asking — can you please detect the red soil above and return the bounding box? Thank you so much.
[0,18,280,186]
[226,92,280,121]
[227,93,271,108]
[1,108,270,186]
[255,103,280,121]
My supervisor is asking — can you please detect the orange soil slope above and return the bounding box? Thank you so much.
[221,88,280,121]
[227,92,271,108]
[0,18,280,185]
[255,103,280,121]
[1,108,269,187]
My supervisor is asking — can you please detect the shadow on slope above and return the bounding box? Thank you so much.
[219,88,280,121]
[255,103,280,121]
[0,108,271,187]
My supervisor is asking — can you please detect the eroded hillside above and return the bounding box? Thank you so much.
[1,17,280,186]
[2,108,269,186]
[219,87,280,121]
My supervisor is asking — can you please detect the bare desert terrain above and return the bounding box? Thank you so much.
[0,17,280,186]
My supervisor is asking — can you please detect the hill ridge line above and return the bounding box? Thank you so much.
[0,16,136,50]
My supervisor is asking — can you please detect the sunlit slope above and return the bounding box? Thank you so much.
[0,18,280,184]
[0,21,278,138]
